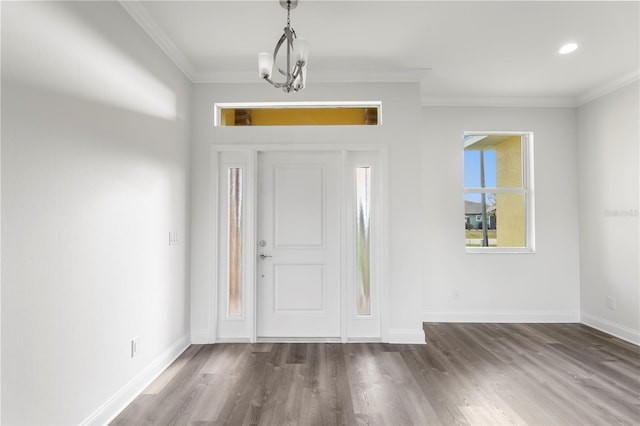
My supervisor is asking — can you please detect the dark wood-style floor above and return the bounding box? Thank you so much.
[112,324,640,425]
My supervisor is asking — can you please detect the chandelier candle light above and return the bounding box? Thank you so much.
[258,0,309,92]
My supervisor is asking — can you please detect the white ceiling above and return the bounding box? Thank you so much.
[121,0,640,106]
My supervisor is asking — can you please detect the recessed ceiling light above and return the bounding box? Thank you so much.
[559,43,579,55]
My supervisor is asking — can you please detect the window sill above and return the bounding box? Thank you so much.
[466,247,535,254]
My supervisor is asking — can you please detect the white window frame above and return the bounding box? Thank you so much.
[464,131,535,254]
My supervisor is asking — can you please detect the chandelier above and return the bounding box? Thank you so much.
[258,0,309,93]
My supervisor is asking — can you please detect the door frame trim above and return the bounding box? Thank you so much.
[211,144,389,343]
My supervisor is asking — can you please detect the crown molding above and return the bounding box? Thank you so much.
[420,95,576,108]
[575,69,640,107]
[119,0,196,81]
[192,68,431,84]
[422,69,640,108]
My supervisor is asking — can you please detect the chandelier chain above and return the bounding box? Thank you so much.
[287,1,291,28]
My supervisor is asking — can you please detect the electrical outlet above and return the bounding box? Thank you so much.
[453,288,460,299]
[169,232,179,245]
[131,337,140,358]
[606,296,616,310]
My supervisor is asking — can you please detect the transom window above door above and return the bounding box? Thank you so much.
[214,101,381,126]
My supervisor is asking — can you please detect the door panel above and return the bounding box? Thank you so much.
[274,264,325,311]
[257,151,341,338]
[274,166,325,248]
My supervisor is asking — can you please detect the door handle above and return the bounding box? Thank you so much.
[259,253,272,260]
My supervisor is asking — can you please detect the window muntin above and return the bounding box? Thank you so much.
[464,133,533,252]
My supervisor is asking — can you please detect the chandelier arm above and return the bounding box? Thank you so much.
[273,32,290,78]
[277,27,296,78]
[286,30,291,82]
[262,75,288,89]
[264,62,303,91]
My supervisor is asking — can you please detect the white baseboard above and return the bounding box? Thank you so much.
[581,313,640,346]
[190,330,212,344]
[388,328,426,344]
[81,334,190,426]
[423,311,580,323]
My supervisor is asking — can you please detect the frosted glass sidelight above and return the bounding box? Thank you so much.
[356,167,371,315]
[228,168,243,316]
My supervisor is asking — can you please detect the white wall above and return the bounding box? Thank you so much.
[190,82,425,344]
[577,81,640,344]
[1,2,192,424]
[421,107,581,322]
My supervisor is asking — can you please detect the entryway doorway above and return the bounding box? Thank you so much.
[215,147,384,342]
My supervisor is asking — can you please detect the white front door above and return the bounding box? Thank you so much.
[257,151,341,338]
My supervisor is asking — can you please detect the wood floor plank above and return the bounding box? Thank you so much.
[187,373,233,423]
[142,344,203,395]
[401,348,471,425]
[216,351,270,426]
[379,350,441,425]
[328,343,358,426]
[110,394,157,426]
[152,346,216,425]
[286,342,307,364]
[111,324,640,426]
[480,327,597,424]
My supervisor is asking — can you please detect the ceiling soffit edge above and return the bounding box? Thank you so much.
[119,0,196,81]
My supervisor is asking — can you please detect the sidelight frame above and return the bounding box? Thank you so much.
[211,145,388,343]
